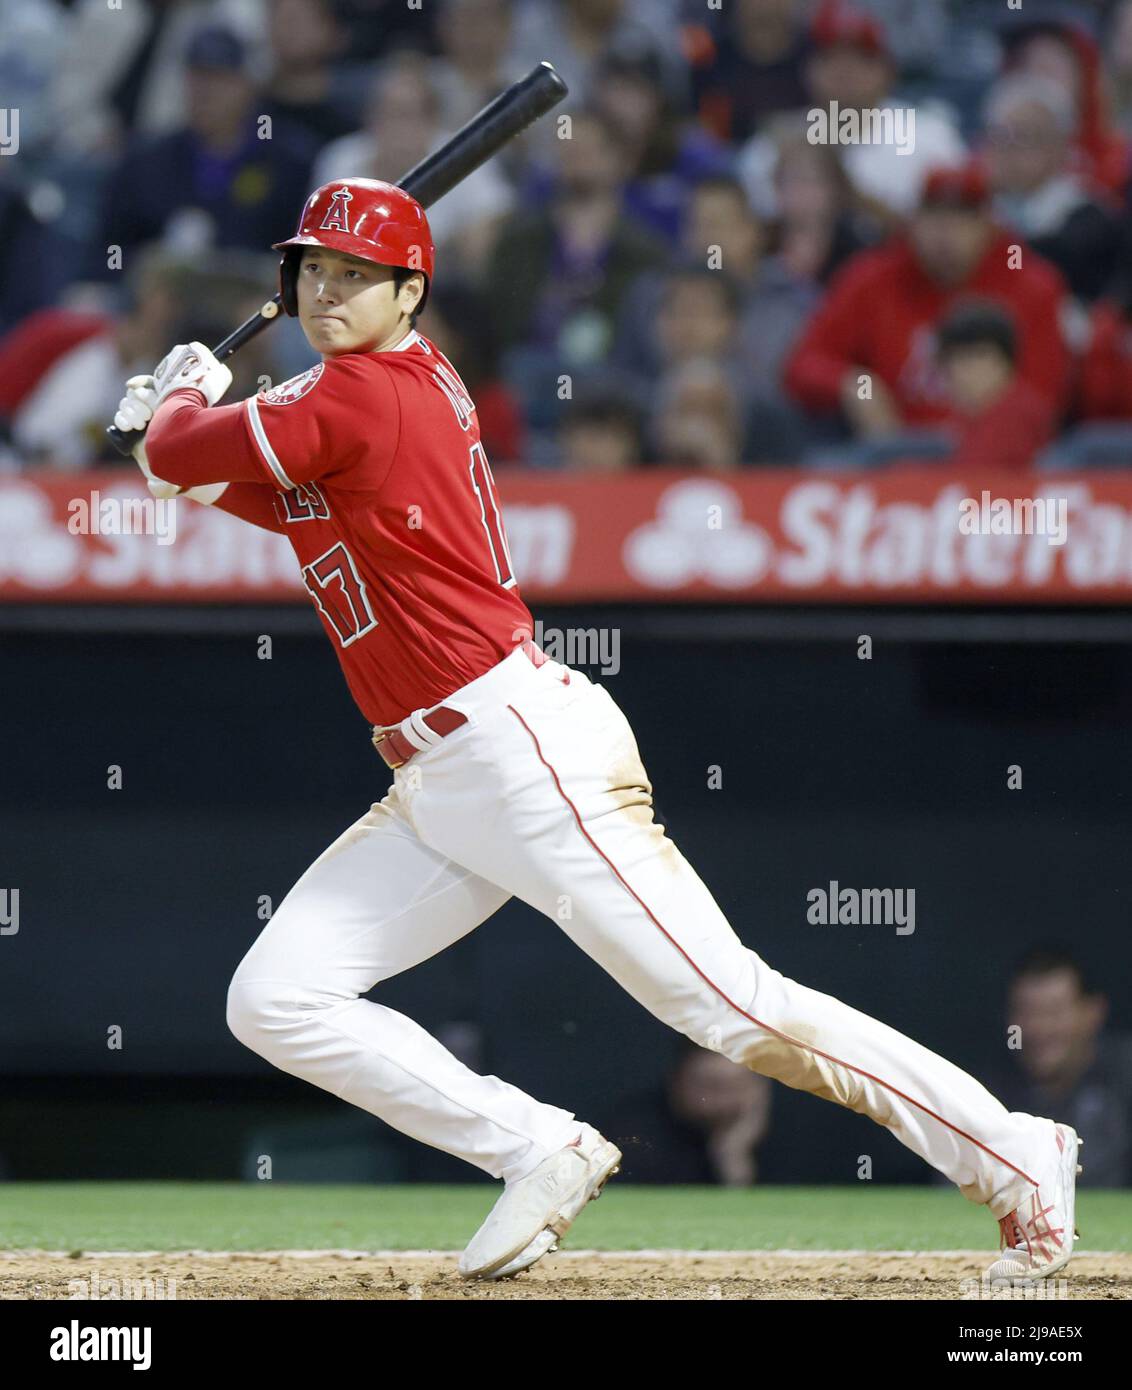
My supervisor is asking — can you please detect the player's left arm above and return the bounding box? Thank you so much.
[116,355,287,533]
[122,345,390,495]
[130,436,285,535]
[115,343,271,490]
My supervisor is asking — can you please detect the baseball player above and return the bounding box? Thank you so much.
[115,178,1080,1283]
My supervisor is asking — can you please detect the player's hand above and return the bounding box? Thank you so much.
[152,341,233,409]
[113,374,159,435]
[839,368,902,440]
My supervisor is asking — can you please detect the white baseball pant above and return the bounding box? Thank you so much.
[226,645,1045,1215]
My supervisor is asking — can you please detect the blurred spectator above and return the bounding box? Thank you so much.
[558,390,644,472]
[631,261,803,465]
[766,126,872,285]
[0,307,111,425]
[653,266,742,374]
[508,0,687,112]
[417,281,526,465]
[1106,0,1132,137]
[984,73,1122,303]
[6,273,176,470]
[52,0,266,154]
[739,2,967,228]
[332,0,440,63]
[432,0,526,131]
[7,251,280,469]
[986,948,1131,1187]
[1074,233,1132,422]
[935,301,1057,471]
[591,51,732,245]
[261,0,366,146]
[846,0,949,74]
[651,358,745,471]
[0,171,71,334]
[0,0,67,160]
[97,25,314,269]
[689,0,812,144]
[605,1038,773,1185]
[614,177,821,464]
[785,163,1072,440]
[484,107,669,366]
[999,13,1131,196]
[619,177,819,395]
[314,51,514,279]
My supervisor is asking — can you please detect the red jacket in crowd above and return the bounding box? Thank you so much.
[1077,302,1132,420]
[784,230,1072,429]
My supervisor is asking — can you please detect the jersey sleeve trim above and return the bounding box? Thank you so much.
[245,395,298,490]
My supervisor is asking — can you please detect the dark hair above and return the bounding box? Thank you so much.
[692,173,754,211]
[664,261,743,317]
[570,103,628,155]
[936,301,1017,364]
[1010,946,1094,996]
[563,392,644,443]
[592,51,679,176]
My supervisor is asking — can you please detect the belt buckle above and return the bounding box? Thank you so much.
[371,727,408,770]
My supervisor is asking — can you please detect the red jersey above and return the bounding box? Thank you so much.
[144,329,534,726]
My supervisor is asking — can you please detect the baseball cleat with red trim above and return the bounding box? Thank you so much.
[988,1121,1082,1285]
[458,1123,621,1280]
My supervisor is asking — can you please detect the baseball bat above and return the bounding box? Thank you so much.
[106,61,568,456]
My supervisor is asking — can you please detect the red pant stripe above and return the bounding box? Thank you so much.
[508,705,1039,1192]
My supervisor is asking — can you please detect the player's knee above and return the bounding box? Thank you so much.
[226,975,292,1055]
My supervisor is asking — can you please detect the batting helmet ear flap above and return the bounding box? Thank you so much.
[279,248,301,317]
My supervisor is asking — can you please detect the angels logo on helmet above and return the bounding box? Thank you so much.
[319,187,353,234]
[260,363,325,405]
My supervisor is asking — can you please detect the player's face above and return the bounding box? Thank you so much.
[296,249,423,356]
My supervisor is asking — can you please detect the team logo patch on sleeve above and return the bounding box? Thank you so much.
[260,363,325,405]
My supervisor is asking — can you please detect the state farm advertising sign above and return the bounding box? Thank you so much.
[3,468,1132,604]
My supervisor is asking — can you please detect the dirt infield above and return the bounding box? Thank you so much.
[3,1250,1130,1300]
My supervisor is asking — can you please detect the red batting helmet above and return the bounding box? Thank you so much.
[273,178,435,317]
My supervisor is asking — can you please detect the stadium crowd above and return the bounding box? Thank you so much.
[4,0,1132,471]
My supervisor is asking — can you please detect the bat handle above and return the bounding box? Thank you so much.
[105,295,285,457]
[106,422,147,458]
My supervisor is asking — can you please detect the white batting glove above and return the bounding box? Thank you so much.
[152,340,232,409]
[113,374,159,435]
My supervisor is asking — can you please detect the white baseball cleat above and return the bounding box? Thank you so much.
[487,1228,560,1281]
[987,1120,1082,1285]
[458,1123,622,1280]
